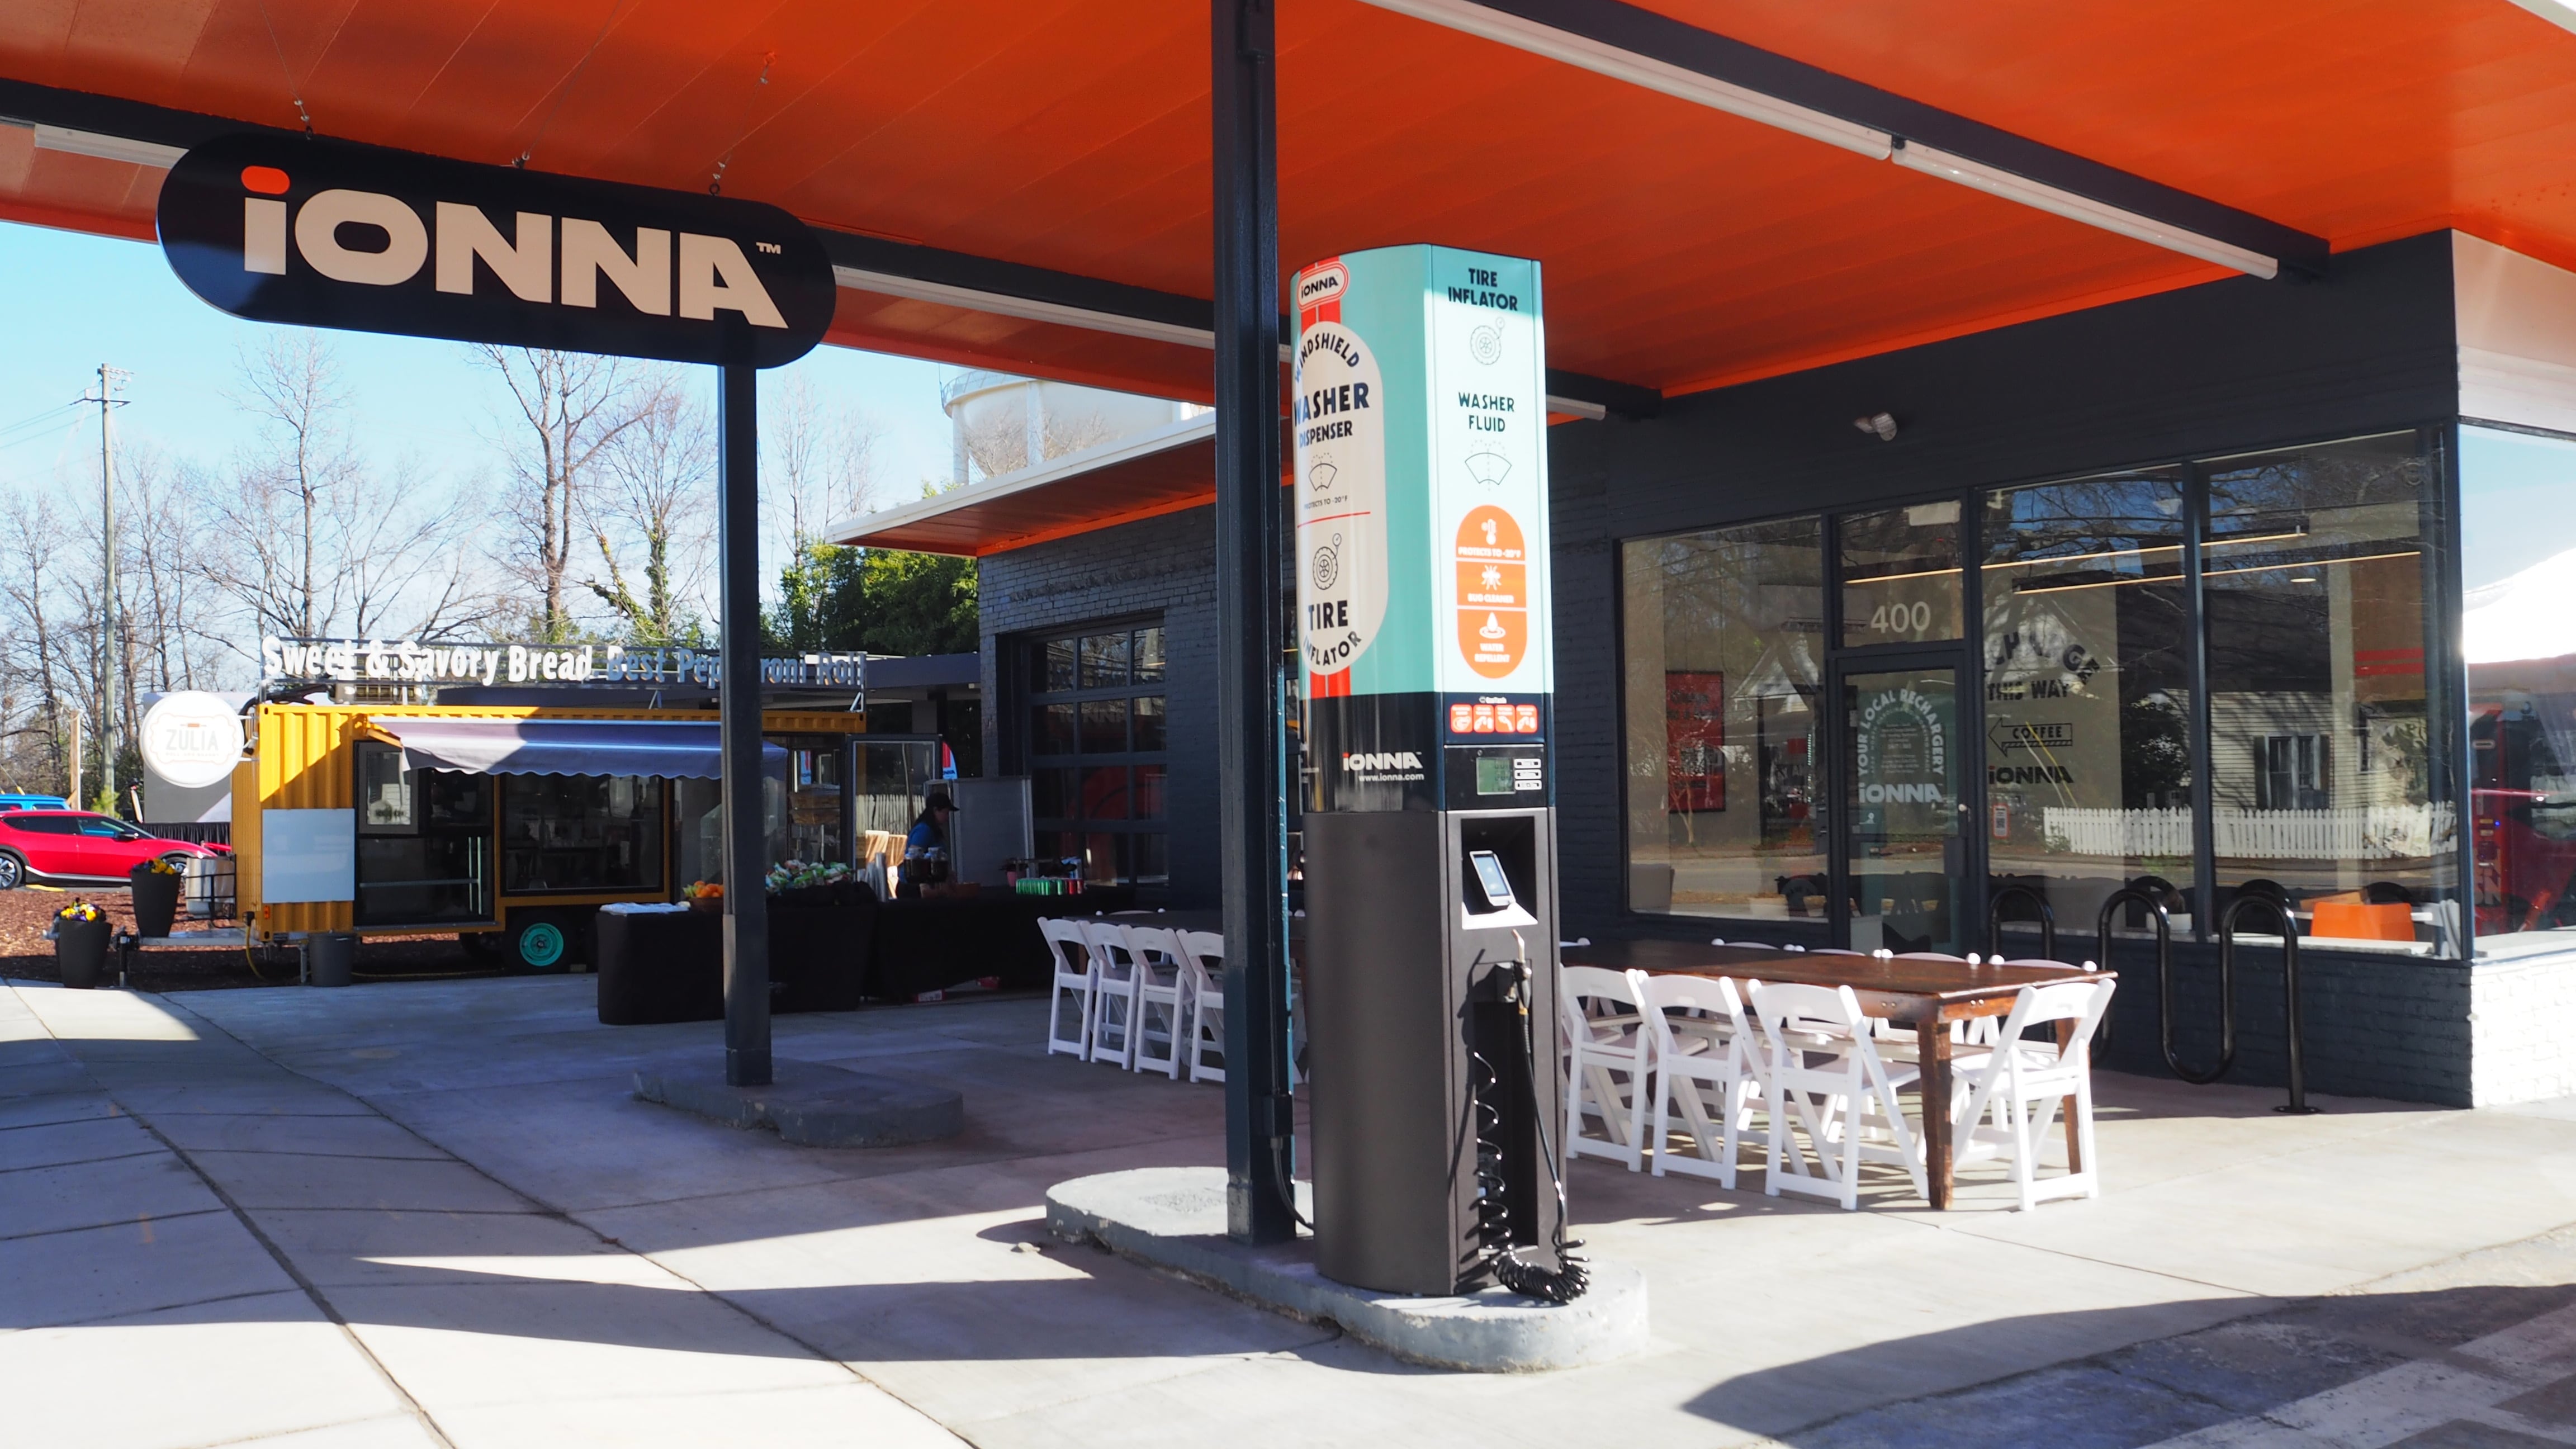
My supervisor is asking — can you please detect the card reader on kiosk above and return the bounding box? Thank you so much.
[1294,244,1581,1301]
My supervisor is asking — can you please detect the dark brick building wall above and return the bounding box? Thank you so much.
[977,506,1228,908]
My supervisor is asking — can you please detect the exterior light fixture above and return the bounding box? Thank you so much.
[1854,412,1898,442]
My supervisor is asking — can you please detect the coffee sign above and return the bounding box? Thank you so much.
[158,134,835,367]
[140,692,247,790]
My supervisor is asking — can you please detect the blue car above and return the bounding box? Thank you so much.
[0,795,70,812]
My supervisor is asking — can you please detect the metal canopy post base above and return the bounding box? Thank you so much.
[719,358,773,1088]
[1212,0,1295,1246]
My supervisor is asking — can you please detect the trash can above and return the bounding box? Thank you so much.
[308,931,357,988]
[129,860,182,939]
[54,909,110,990]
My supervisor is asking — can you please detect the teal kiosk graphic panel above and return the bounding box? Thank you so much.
[1296,246,1578,1300]
[1295,245,1554,813]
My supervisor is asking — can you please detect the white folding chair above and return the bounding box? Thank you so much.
[1178,930,1227,1083]
[1631,971,1765,1187]
[1041,918,1096,1059]
[1124,925,1190,1079]
[1750,981,1927,1209]
[1951,978,2117,1211]
[1560,965,1650,1171]
[1082,920,1143,1067]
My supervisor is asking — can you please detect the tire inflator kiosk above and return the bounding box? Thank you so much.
[1295,245,1585,1301]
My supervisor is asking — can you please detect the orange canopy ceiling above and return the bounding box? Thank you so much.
[3,0,2574,403]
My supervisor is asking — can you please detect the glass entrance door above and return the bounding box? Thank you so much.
[1835,657,1968,953]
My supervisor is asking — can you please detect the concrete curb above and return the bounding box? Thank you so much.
[1045,1166,1647,1372]
[633,1060,963,1146]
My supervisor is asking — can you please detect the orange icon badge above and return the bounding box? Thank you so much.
[1455,505,1527,679]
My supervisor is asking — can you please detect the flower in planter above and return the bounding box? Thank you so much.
[143,857,184,877]
[56,901,102,924]
[683,880,723,901]
[764,859,853,894]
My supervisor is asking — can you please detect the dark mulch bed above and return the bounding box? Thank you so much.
[0,886,498,992]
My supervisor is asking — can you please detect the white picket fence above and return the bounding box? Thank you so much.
[2042,805,2455,860]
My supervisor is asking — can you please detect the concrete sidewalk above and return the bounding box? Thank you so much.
[6,974,2576,1448]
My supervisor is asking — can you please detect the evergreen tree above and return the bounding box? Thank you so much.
[768,545,977,657]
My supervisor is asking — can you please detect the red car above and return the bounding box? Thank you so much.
[0,811,228,889]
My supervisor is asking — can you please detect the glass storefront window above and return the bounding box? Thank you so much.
[1839,501,1963,648]
[352,743,489,926]
[2204,433,2451,954]
[1621,518,1826,921]
[1981,469,2195,939]
[1024,621,1168,886]
[500,774,664,895]
[2462,424,2576,958]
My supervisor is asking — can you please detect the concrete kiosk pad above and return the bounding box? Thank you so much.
[633,1059,963,1147]
[1045,1166,1647,1373]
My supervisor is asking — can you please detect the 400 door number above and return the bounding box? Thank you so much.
[1867,601,1935,636]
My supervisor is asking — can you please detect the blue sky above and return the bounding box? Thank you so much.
[0,219,956,504]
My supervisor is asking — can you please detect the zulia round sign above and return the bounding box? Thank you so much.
[157,133,836,368]
[140,693,247,792]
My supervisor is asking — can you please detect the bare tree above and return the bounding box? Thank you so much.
[586,373,714,646]
[956,392,1115,484]
[198,339,504,664]
[477,347,640,641]
[229,334,349,638]
[768,375,883,551]
[1042,408,1121,461]
[0,492,71,795]
[121,448,228,694]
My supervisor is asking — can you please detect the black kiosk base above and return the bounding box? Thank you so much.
[1303,806,1569,1298]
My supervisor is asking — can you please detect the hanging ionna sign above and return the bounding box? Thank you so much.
[157,133,835,368]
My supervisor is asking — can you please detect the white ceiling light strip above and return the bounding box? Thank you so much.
[831,266,1216,348]
[28,124,185,169]
[1359,0,1891,159]
[834,264,1612,416]
[1355,0,2280,279]
[1891,141,2278,280]
[2505,0,2576,36]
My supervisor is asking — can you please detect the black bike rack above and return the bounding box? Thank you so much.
[1985,883,2057,964]
[2092,887,2174,1057]
[2218,896,2319,1115]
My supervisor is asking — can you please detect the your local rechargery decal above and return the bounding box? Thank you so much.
[158,133,835,367]
[1294,256,1390,698]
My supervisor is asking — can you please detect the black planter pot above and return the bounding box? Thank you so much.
[55,915,111,990]
[129,863,181,939]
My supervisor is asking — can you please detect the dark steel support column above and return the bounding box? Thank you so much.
[719,359,773,1087]
[838,733,860,872]
[1211,0,1294,1245]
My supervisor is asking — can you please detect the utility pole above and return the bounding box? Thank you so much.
[92,364,127,816]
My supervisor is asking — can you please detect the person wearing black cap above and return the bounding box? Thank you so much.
[898,789,956,899]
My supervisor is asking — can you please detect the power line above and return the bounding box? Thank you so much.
[0,399,85,447]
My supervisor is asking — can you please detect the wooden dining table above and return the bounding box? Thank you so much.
[1560,939,2114,1209]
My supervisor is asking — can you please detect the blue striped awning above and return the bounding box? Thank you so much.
[368,719,784,779]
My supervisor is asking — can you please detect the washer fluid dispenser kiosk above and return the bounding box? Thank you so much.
[1295,245,1576,1298]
